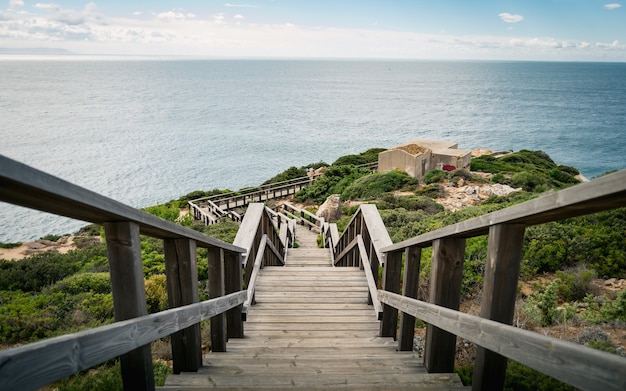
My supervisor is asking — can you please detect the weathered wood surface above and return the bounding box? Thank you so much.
[382,168,626,252]
[104,221,154,390]
[424,238,466,373]
[164,238,202,374]
[472,224,526,391]
[0,292,246,391]
[162,226,467,390]
[0,155,245,252]
[398,245,421,351]
[378,290,626,391]
[357,235,383,317]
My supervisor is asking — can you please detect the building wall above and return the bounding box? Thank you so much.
[378,149,433,179]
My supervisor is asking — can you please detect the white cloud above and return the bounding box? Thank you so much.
[133,11,142,16]
[234,14,244,20]
[8,0,24,8]
[499,13,524,23]
[225,3,257,8]
[604,3,622,10]
[35,3,60,10]
[1,6,625,62]
[155,10,196,20]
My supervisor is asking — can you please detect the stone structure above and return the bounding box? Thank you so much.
[378,140,472,180]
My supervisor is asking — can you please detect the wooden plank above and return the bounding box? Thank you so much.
[380,250,402,338]
[104,221,154,391]
[357,235,383,319]
[224,250,244,339]
[334,236,359,266]
[164,238,201,374]
[359,204,393,264]
[382,168,626,252]
[243,235,267,312]
[472,224,525,391]
[208,247,227,352]
[0,155,245,252]
[378,290,626,391]
[424,238,465,373]
[232,203,265,263]
[161,371,464,389]
[0,291,246,391]
[399,245,421,351]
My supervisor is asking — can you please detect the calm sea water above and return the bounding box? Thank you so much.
[1,58,625,242]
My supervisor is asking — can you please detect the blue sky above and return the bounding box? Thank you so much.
[1,1,624,60]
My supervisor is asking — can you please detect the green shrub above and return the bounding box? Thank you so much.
[56,360,172,390]
[0,242,21,249]
[332,148,385,166]
[377,194,443,215]
[143,204,181,222]
[449,169,473,180]
[423,169,447,184]
[145,274,168,314]
[555,266,596,302]
[510,171,549,192]
[262,166,308,185]
[295,165,371,203]
[415,184,444,198]
[342,171,418,200]
[50,272,111,295]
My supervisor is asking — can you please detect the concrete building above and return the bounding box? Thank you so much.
[377,140,472,180]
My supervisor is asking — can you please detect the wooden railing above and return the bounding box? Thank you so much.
[375,169,626,391]
[189,175,319,225]
[322,205,392,322]
[0,155,247,391]
[232,203,293,319]
[280,202,321,231]
[188,161,379,226]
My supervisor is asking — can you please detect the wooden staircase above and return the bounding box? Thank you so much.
[160,227,467,390]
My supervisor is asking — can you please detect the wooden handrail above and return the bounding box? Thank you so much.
[378,290,626,391]
[0,155,244,252]
[0,154,247,390]
[377,168,626,390]
[243,235,267,316]
[0,291,246,391]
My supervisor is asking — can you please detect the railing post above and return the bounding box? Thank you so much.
[104,222,155,391]
[208,247,227,352]
[424,238,465,373]
[164,238,202,374]
[398,245,421,351]
[472,224,526,391]
[224,250,244,338]
[380,250,402,338]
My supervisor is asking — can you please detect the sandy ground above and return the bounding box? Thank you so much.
[0,236,79,261]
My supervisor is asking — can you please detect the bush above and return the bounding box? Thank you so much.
[143,203,181,222]
[56,360,172,390]
[510,171,549,192]
[145,274,168,314]
[50,272,111,295]
[262,166,307,185]
[342,170,418,200]
[423,169,447,184]
[295,165,371,203]
[377,194,443,215]
[0,242,21,249]
[415,184,444,198]
[555,266,596,302]
[332,148,385,166]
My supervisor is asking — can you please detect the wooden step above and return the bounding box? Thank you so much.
[159,226,467,390]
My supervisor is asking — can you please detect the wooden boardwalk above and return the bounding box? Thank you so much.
[160,228,467,390]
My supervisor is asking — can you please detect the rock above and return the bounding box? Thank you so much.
[577,327,610,344]
[316,194,342,222]
[605,278,617,286]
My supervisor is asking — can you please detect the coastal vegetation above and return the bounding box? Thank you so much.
[1,148,624,390]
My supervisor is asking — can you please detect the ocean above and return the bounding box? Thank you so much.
[1,58,625,242]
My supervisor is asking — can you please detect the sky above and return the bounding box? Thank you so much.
[0,0,625,61]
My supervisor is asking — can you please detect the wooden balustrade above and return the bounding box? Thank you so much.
[378,169,626,391]
[0,155,247,390]
[232,203,291,319]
